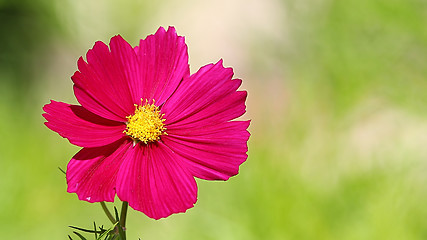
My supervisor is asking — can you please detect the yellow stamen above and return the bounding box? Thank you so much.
[123,99,166,144]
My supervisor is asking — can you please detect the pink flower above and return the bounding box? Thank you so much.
[43,26,249,220]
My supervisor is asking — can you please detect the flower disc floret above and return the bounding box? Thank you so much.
[124,100,166,144]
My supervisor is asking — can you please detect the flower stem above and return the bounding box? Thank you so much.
[100,202,116,224]
[120,201,129,228]
[117,201,129,240]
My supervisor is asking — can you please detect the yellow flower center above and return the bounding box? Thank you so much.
[123,100,166,144]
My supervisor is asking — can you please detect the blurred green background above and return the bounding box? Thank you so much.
[1,0,427,239]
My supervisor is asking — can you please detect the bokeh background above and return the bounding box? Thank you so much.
[1,0,427,239]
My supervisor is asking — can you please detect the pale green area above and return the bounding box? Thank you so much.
[1,0,427,239]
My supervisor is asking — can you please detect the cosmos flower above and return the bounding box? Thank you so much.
[43,26,250,220]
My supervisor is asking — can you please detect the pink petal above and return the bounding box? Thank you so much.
[43,100,126,148]
[72,36,137,121]
[73,85,124,122]
[162,121,250,180]
[67,140,132,203]
[160,60,249,180]
[135,26,190,105]
[162,60,247,128]
[116,142,197,220]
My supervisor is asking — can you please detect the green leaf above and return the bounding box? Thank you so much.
[69,225,103,234]
[114,207,120,222]
[58,167,66,175]
[73,231,88,240]
[93,222,98,239]
[113,207,126,240]
[97,222,118,240]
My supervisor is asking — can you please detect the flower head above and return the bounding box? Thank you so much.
[43,26,250,219]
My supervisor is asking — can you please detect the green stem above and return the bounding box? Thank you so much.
[118,201,129,240]
[100,202,116,224]
[120,201,129,228]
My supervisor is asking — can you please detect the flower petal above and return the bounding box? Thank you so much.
[73,85,124,122]
[116,142,197,220]
[43,100,126,148]
[72,36,137,121]
[162,121,250,180]
[162,59,247,128]
[160,60,249,180]
[67,139,131,203]
[135,26,190,105]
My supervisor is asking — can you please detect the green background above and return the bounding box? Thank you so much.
[1,0,426,239]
